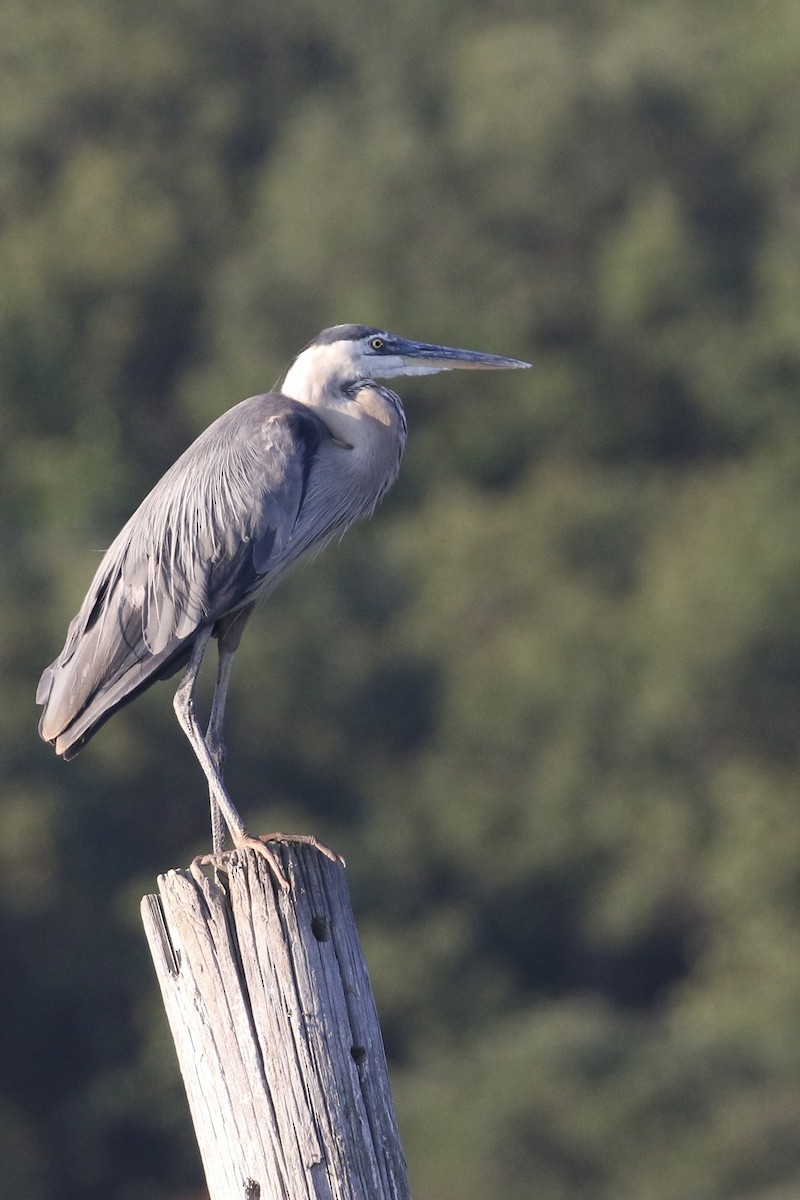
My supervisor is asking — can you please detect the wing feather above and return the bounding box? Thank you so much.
[37,394,325,755]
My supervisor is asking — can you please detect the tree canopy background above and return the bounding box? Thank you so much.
[2,1,800,1197]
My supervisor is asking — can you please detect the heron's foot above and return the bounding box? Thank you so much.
[191,831,345,893]
[252,830,346,870]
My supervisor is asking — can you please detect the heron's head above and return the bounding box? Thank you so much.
[282,324,530,406]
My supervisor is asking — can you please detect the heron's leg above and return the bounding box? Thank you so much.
[173,627,289,887]
[203,606,252,854]
[172,626,245,840]
[204,642,237,856]
[176,618,346,891]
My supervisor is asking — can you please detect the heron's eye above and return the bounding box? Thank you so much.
[369,337,385,351]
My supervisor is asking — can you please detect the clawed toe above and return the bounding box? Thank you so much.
[189,852,231,889]
[189,831,345,893]
[254,831,346,869]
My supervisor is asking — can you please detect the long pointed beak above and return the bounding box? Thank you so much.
[399,340,531,373]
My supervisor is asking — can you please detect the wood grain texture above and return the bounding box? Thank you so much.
[141,846,411,1200]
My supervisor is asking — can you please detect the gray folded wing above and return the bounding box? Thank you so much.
[37,394,324,757]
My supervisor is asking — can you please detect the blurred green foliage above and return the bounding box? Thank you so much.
[2,0,800,1196]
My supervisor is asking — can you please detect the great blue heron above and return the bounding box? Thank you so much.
[37,324,530,885]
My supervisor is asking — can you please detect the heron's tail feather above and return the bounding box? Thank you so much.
[37,571,192,759]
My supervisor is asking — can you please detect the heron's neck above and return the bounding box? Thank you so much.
[313,384,405,451]
[282,351,405,453]
[282,344,355,409]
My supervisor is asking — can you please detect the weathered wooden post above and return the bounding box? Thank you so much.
[141,845,411,1200]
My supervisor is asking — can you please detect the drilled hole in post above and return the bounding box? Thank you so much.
[311,915,330,942]
[351,1045,367,1064]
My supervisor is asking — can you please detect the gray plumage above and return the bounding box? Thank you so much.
[37,324,529,882]
[37,394,390,757]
